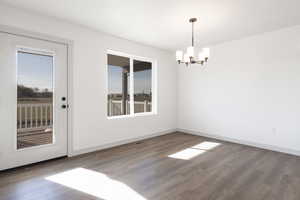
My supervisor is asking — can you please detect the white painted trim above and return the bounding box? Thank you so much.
[107,112,157,120]
[0,24,74,158]
[106,49,157,118]
[17,46,55,56]
[107,49,155,63]
[69,129,176,156]
[66,42,74,157]
[130,55,134,115]
[178,128,300,157]
[0,24,73,45]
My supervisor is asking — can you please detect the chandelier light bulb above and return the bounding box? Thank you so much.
[198,51,205,62]
[203,48,210,58]
[176,50,183,61]
[183,53,189,63]
[187,46,194,58]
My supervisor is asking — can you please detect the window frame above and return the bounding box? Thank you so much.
[106,50,157,119]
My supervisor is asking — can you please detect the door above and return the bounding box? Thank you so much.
[0,32,68,170]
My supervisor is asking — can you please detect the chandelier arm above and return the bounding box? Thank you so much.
[178,60,205,65]
[196,61,205,65]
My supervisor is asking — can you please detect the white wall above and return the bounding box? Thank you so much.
[2,4,300,157]
[0,4,177,154]
[178,25,300,153]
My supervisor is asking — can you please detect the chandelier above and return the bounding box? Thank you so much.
[176,18,210,66]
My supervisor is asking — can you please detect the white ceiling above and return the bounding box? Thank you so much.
[1,0,300,51]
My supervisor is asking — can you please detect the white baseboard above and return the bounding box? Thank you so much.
[69,129,176,157]
[177,128,300,157]
[69,128,300,158]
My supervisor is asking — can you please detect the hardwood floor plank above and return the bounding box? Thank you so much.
[1,132,300,200]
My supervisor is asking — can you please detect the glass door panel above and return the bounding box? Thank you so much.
[17,50,54,149]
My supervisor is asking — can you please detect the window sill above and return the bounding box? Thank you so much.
[107,112,157,120]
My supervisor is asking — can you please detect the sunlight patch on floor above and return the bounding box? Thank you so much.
[45,168,146,200]
[168,148,206,160]
[192,141,221,150]
[168,141,221,160]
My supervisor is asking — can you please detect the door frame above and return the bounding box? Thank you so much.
[0,24,74,157]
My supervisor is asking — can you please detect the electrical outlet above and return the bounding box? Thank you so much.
[272,128,277,135]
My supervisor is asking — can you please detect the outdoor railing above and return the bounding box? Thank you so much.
[108,100,151,116]
[17,100,152,132]
[17,103,53,133]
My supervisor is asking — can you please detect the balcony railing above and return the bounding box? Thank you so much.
[17,103,53,133]
[108,100,151,116]
[17,100,152,133]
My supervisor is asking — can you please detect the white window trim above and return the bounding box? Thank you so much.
[107,49,157,119]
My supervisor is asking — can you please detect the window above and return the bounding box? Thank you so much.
[107,50,155,118]
[133,60,152,113]
[107,54,130,116]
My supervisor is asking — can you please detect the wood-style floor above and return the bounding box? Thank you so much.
[1,132,300,200]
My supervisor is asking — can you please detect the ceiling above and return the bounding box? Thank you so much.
[1,0,300,51]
